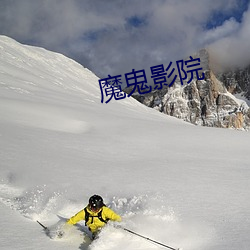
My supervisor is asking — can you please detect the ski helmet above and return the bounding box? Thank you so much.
[89,195,104,210]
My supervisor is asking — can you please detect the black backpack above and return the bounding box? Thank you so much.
[84,206,109,226]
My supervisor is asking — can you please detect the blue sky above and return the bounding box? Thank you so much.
[0,0,249,77]
[206,0,249,28]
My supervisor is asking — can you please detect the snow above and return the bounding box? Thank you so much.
[0,35,250,250]
[234,93,250,107]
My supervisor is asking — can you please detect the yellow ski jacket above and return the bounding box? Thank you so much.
[67,206,121,233]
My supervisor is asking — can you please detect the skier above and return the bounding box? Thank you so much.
[66,194,122,239]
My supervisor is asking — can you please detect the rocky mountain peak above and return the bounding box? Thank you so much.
[125,49,250,130]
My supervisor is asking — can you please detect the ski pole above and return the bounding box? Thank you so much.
[122,227,180,250]
[37,220,48,231]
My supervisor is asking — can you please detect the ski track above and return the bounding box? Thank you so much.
[0,180,212,250]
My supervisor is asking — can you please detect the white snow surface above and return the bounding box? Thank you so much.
[0,36,250,250]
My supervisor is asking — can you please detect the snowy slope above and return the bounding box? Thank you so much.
[0,36,250,250]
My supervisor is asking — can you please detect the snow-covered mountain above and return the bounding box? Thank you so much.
[127,49,250,130]
[0,36,250,250]
[217,65,250,102]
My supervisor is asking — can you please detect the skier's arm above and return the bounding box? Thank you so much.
[104,207,122,222]
[67,209,85,225]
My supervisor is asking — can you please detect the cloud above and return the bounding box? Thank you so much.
[200,18,240,45]
[208,3,250,69]
[0,0,249,78]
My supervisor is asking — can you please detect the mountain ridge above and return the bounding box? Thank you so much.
[124,49,250,130]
